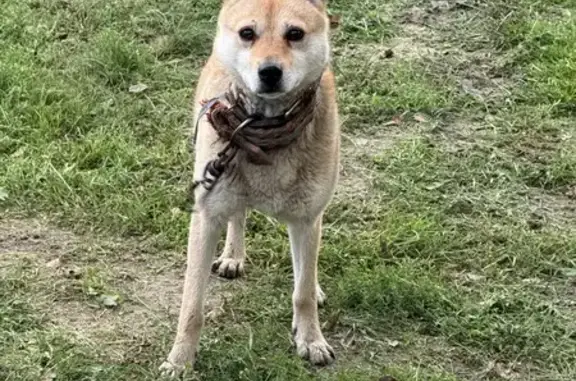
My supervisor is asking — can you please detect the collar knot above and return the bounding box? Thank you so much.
[190,82,320,193]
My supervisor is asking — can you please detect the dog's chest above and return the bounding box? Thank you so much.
[235,152,313,218]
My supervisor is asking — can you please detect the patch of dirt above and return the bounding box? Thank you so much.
[526,191,576,230]
[427,119,576,230]
[400,3,517,107]
[0,218,236,360]
[387,35,439,60]
[0,218,75,256]
[337,130,414,201]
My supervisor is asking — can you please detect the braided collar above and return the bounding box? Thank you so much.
[191,81,320,193]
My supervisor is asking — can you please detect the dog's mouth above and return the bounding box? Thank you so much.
[256,91,285,100]
[257,82,285,98]
[256,81,305,100]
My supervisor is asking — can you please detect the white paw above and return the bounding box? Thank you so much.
[159,360,185,378]
[211,257,244,279]
[294,335,335,366]
[159,343,195,377]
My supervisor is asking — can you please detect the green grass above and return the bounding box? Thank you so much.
[1,0,576,380]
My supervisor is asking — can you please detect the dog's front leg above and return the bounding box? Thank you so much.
[288,216,335,366]
[212,208,246,279]
[160,210,223,376]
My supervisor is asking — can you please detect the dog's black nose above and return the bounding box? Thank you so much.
[258,64,283,90]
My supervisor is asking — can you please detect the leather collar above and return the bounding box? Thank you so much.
[190,81,320,193]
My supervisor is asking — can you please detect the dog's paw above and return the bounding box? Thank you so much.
[159,361,185,378]
[159,344,195,378]
[294,335,335,366]
[211,257,244,279]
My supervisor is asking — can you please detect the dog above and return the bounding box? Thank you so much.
[160,0,340,375]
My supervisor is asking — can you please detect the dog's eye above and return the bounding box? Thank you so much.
[239,27,256,42]
[285,27,305,42]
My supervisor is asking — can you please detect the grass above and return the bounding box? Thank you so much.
[1,0,576,380]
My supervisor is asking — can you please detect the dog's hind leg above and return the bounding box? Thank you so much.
[288,215,335,366]
[160,210,224,377]
[212,208,246,279]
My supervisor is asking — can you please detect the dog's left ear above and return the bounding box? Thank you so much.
[307,1,340,29]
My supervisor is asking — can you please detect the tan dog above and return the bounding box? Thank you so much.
[160,0,340,376]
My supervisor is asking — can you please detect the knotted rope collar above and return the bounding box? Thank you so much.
[189,82,320,195]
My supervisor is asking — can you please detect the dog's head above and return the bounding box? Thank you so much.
[214,0,330,98]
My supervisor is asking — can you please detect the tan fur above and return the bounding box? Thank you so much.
[160,0,340,376]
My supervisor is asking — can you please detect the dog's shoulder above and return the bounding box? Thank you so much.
[193,56,232,108]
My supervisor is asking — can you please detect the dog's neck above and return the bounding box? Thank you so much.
[243,96,293,118]
[230,82,318,118]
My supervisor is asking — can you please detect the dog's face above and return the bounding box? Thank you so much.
[215,0,330,98]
